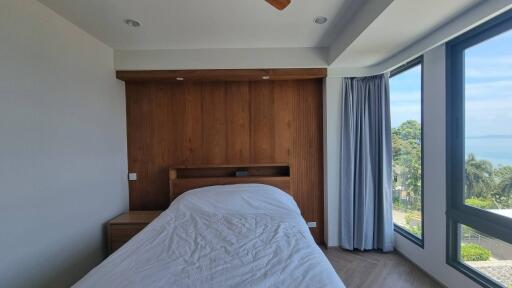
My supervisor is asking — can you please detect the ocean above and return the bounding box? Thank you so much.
[465,136,512,166]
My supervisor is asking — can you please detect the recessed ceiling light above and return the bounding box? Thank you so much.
[124,19,141,27]
[313,16,328,25]
[262,76,270,80]
[176,77,184,81]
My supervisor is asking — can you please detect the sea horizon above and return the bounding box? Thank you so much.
[465,135,512,166]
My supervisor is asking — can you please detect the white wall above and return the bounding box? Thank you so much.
[114,47,328,70]
[0,1,128,287]
[323,78,342,246]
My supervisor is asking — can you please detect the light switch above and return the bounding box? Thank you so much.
[307,222,317,228]
[128,173,137,181]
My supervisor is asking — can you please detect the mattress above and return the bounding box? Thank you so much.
[73,184,344,288]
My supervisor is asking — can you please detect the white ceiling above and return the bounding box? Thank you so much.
[39,0,355,50]
[331,0,482,67]
[39,0,503,71]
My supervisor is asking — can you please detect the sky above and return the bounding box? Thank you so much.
[390,29,512,165]
[390,65,421,128]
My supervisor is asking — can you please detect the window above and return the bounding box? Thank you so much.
[390,57,424,246]
[459,224,512,287]
[447,9,512,288]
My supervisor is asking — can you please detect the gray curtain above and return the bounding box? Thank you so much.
[339,73,394,252]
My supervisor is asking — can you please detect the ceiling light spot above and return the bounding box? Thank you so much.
[313,16,328,25]
[124,19,141,27]
[176,77,184,81]
[262,76,270,80]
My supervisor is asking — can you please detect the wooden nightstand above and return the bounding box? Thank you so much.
[107,210,162,254]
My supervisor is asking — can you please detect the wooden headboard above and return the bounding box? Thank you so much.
[169,164,291,201]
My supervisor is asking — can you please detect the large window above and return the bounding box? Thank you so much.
[390,57,424,246]
[447,9,512,288]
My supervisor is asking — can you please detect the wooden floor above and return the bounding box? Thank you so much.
[323,247,442,288]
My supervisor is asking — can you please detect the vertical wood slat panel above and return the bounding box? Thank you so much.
[127,82,161,210]
[168,82,185,166]
[150,83,173,208]
[250,81,275,163]
[126,79,324,242]
[126,83,142,209]
[183,82,203,164]
[290,80,324,241]
[202,82,227,164]
[226,82,250,164]
[273,81,294,164]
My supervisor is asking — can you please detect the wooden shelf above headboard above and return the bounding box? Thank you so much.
[170,163,289,169]
[168,164,291,200]
[116,68,327,82]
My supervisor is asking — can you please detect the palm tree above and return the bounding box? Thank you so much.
[499,176,512,197]
[465,154,494,199]
[496,166,512,206]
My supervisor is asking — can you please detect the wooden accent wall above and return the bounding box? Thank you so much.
[125,79,324,242]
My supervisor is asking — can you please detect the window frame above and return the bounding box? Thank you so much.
[390,56,425,248]
[446,9,512,288]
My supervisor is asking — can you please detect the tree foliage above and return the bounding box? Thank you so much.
[464,197,496,209]
[465,154,494,199]
[464,154,512,208]
[495,166,512,202]
[461,244,491,261]
[392,120,512,212]
[392,120,422,210]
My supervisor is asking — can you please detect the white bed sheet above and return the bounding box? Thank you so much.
[73,184,344,288]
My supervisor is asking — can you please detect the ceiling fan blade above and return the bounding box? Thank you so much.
[265,0,291,10]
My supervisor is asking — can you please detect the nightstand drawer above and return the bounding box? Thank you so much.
[110,224,146,242]
[107,211,162,254]
[111,241,129,252]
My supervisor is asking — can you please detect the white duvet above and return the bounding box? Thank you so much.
[74,184,344,288]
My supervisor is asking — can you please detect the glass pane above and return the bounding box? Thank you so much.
[390,64,423,238]
[459,224,512,287]
[464,29,512,219]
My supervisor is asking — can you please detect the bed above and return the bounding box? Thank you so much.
[73,165,344,288]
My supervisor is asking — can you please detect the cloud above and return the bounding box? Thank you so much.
[465,98,512,136]
[465,80,512,100]
[464,29,512,80]
[390,90,421,104]
[465,56,512,79]
[390,103,421,128]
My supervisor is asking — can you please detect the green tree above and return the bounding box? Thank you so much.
[392,120,421,210]
[494,166,512,206]
[465,154,494,199]
[392,120,421,144]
